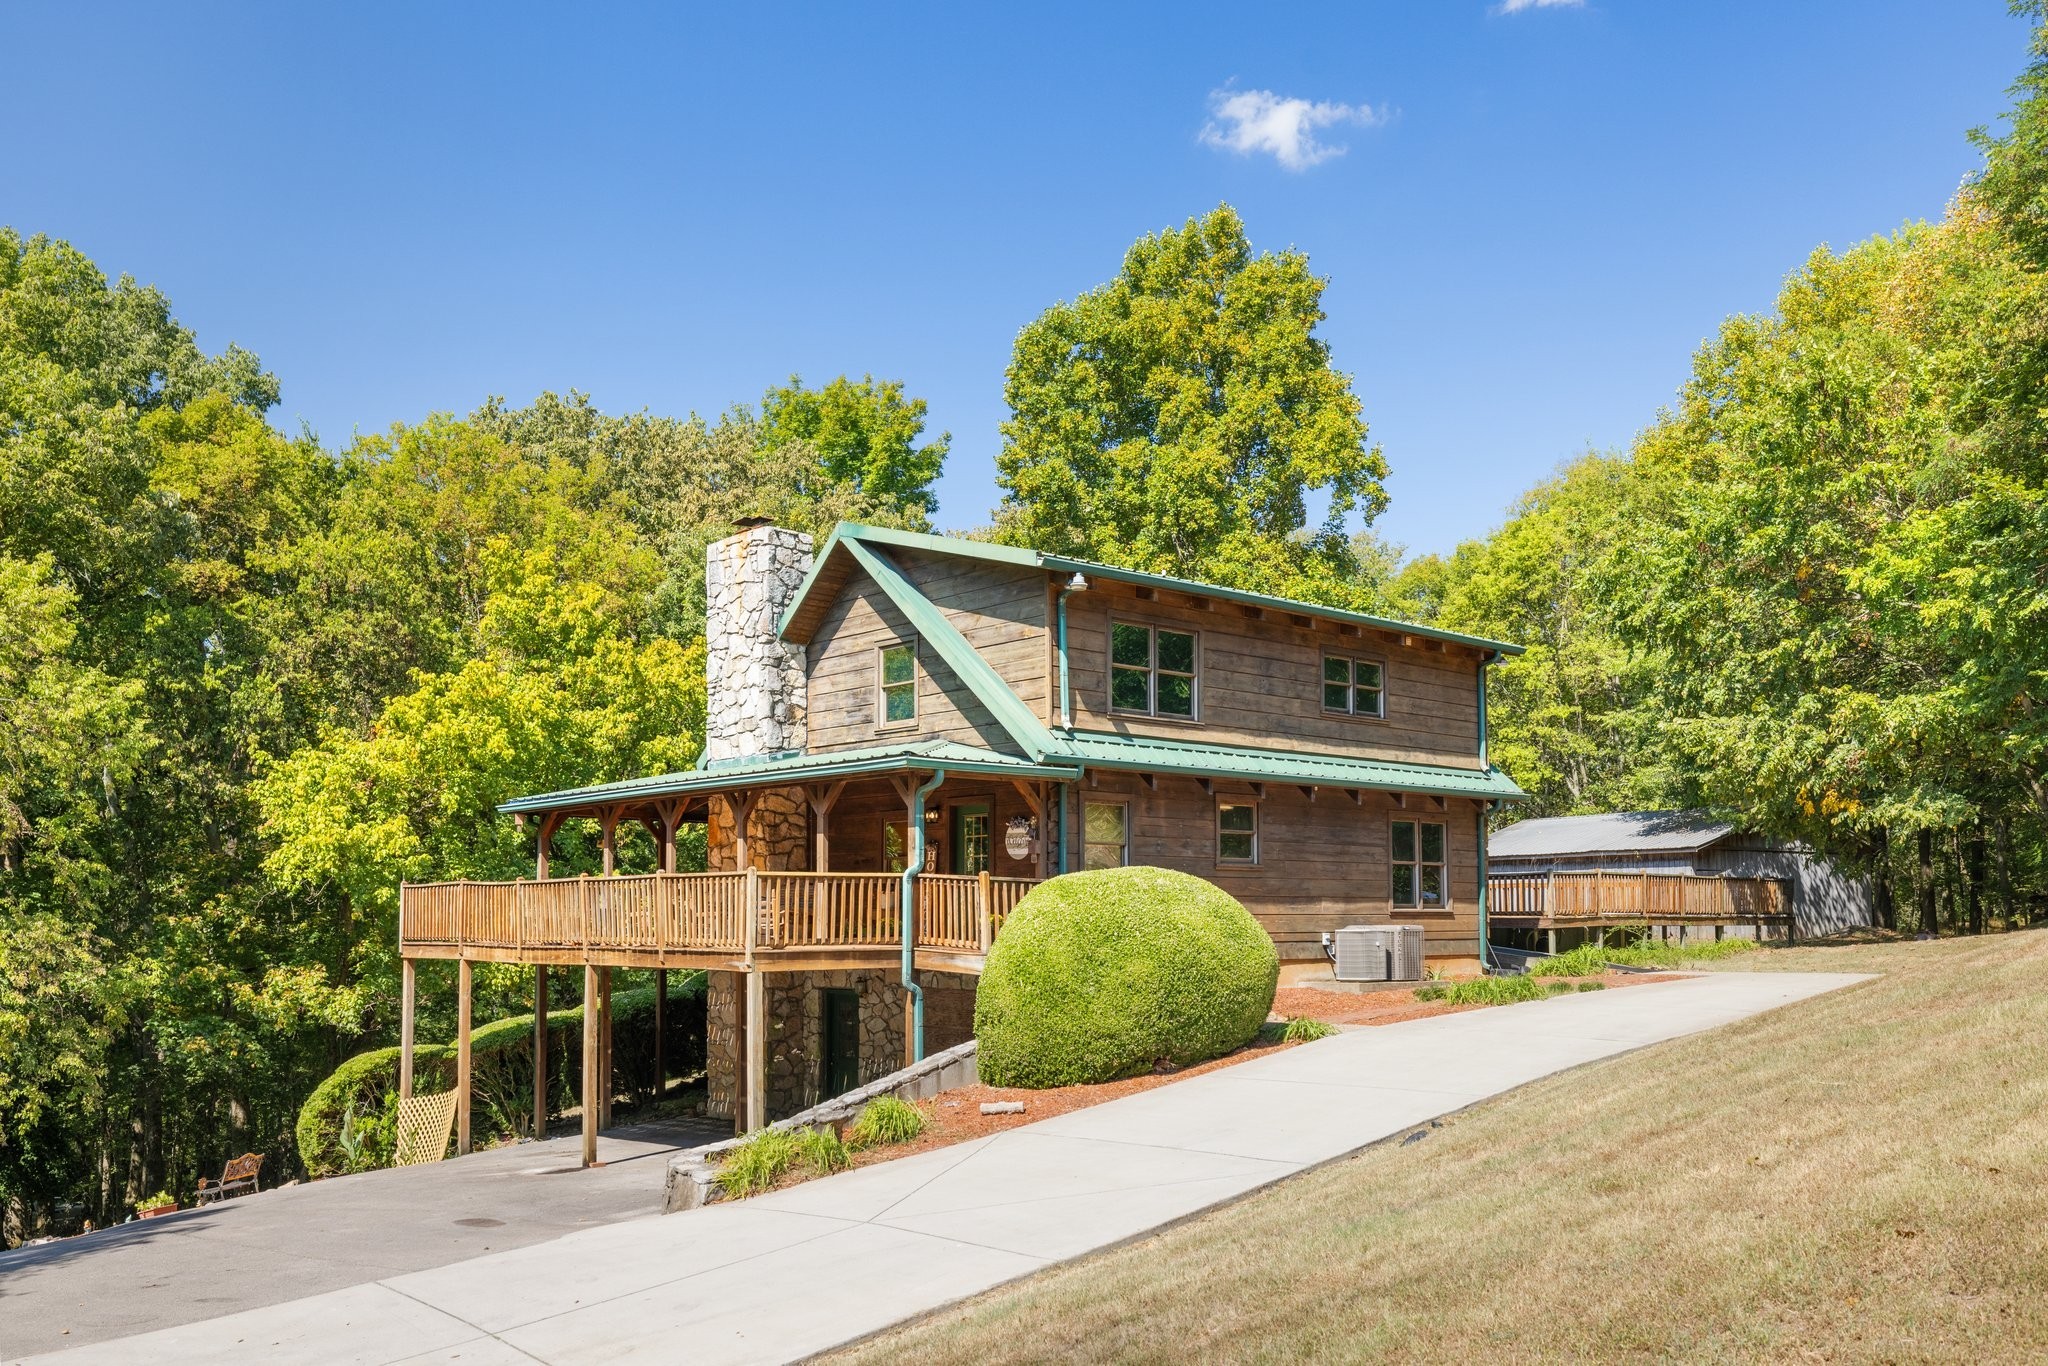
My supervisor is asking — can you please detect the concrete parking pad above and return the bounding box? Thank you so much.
[12,972,1869,1366]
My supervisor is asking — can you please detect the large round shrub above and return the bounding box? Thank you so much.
[974,866,1278,1087]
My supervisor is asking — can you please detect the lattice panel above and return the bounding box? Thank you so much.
[394,1089,458,1166]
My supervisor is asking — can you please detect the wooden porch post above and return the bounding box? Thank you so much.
[581,965,599,1167]
[532,967,548,1139]
[978,869,994,954]
[536,811,562,880]
[399,959,416,1102]
[731,791,757,870]
[600,808,620,876]
[654,968,667,1101]
[809,783,845,941]
[456,958,473,1156]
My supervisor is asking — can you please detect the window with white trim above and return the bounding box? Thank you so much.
[1110,622,1197,718]
[1323,655,1385,718]
[1082,801,1129,869]
[1391,819,1447,910]
[1216,802,1258,865]
[878,643,917,726]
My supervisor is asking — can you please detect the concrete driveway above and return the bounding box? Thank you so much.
[0,1118,727,1361]
[9,973,1870,1366]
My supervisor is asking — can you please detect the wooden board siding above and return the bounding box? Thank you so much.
[1061,577,1485,768]
[1070,771,1484,959]
[804,564,1023,755]
[896,550,1052,722]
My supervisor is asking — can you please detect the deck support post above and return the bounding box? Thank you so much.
[536,811,563,881]
[456,958,473,1156]
[600,808,619,876]
[743,865,764,1132]
[399,959,416,1102]
[654,967,667,1101]
[581,965,599,1167]
[532,967,549,1139]
[744,968,766,1133]
[599,967,614,1130]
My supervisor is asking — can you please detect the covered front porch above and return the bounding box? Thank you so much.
[395,741,1068,1166]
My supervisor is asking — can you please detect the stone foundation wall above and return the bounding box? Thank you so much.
[705,969,983,1123]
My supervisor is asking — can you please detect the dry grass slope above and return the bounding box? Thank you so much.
[834,932,2048,1364]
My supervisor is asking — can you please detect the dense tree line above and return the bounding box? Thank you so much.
[0,243,934,1239]
[8,12,2048,1242]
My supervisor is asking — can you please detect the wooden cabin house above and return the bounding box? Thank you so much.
[397,521,1524,1160]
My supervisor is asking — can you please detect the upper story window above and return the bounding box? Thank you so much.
[1391,818,1447,910]
[878,643,917,726]
[1111,622,1197,718]
[1324,655,1385,719]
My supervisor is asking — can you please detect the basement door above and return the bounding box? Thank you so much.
[822,988,860,1098]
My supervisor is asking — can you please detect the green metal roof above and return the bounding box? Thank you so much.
[840,535,1061,761]
[1051,730,1525,802]
[780,522,1524,657]
[497,740,1075,816]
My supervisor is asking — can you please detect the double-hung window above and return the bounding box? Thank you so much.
[1082,801,1129,869]
[1323,655,1385,719]
[1110,623,1197,718]
[1216,802,1258,865]
[1391,819,1447,910]
[878,643,917,726]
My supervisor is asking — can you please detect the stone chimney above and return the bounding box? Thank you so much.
[704,521,814,762]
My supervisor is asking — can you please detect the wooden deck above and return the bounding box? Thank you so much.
[1487,871,1789,928]
[399,869,1039,973]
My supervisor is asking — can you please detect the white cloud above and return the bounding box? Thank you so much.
[1199,88,1386,172]
[1494,0,1584,13]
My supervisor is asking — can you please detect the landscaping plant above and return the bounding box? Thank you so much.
[974,867,1278,1087]
[1281,1017,1339,1043]
[846,1095,926,1148]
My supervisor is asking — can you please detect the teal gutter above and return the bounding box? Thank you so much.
[839,535,1062,761]
[902,767,946,1061]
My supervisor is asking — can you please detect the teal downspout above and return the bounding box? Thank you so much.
[902,767,946,1062]
[1477,651,1498,973]
[1055,572,1086,732]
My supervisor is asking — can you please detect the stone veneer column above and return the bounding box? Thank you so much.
[704,523,814,875]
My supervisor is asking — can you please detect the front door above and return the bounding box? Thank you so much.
[821,989,860,1098]
[952,802,991,875]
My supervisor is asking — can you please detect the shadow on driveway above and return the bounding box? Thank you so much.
[0,1117,728,1360]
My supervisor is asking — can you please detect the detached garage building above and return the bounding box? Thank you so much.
[1486,811,1872,950]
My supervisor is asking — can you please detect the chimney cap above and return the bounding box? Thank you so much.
[733,515,776,531]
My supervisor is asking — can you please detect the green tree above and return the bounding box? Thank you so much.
[759,373,947,521]
[995,205,1388,605]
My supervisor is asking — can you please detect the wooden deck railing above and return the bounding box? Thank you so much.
[400,869,1042,962]
[1486,871,1788,923]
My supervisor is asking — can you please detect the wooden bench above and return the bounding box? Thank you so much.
[196,1152,264,1205]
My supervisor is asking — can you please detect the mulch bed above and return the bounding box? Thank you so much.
[1274,970,1690,1026]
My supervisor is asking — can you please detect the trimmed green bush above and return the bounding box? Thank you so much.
[846,1095,926,1148]
[296,972,707,1177]
[974,867,1278,1088]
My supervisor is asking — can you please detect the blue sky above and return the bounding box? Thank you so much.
[4,2,2029,557]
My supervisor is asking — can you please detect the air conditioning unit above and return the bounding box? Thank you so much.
[1331,925,1426,983]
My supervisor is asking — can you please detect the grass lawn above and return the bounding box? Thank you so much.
[833,931,2048,1364]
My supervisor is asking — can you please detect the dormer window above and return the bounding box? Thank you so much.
[1110,623,1197,718]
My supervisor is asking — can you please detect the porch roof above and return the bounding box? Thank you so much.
[1054,730,1526,802]
[496,740,1074,816]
